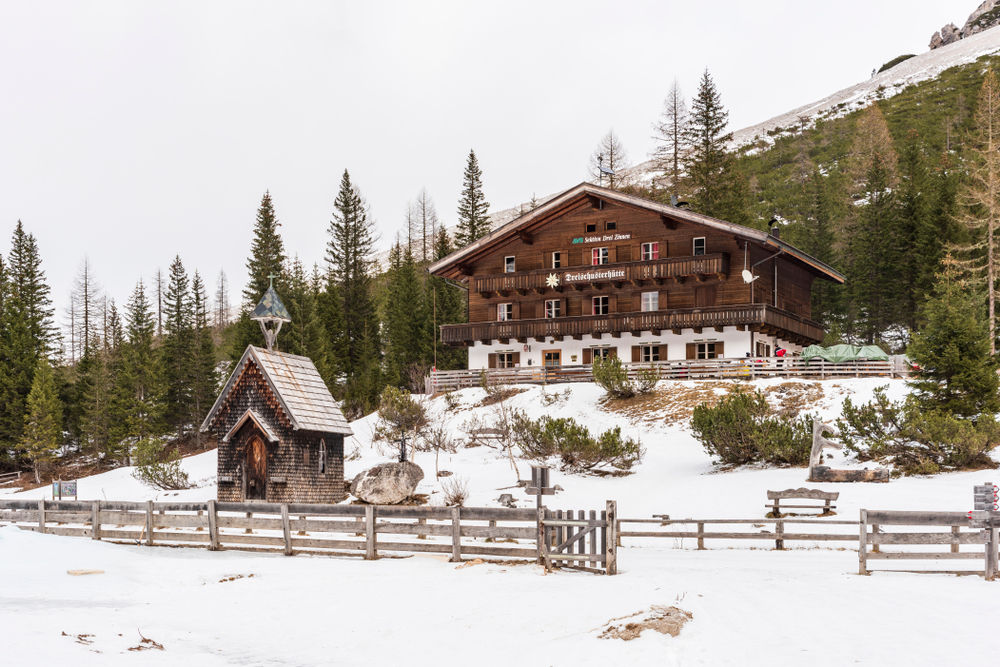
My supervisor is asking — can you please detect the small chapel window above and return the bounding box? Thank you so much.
[319,439,326,474]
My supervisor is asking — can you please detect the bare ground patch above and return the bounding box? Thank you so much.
[598,605,693,640]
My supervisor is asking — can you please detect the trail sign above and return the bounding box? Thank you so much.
[973,482,998,511]
[52,480,77,500]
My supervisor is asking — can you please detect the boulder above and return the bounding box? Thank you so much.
[351,462,424,504]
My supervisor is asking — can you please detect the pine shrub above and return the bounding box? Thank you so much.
[131,437,192,490]
[592,356,659,399]
[511,411,644,474]
[691,387,812,466]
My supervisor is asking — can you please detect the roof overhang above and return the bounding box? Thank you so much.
[427,182,845,284]
[200,346,300,433]
[223,409,280,443]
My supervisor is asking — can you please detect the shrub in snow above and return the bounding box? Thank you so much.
[131,437,192,490]
[511,411,644,474]
[837,386,1000,475]
[592,356,658,399]
[691,387,812,466]
[441,475,470,506]
[373,386,429,456]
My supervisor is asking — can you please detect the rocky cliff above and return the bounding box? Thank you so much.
[930,0,1000,49]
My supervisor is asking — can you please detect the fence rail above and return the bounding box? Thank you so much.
[617,517,860,550]
[860,509,999,578]
[0,471,20,486]
[0,499,618,574]
[428,357,910,393]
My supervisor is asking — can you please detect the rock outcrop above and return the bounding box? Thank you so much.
[350,461,424,504]
[930,1,1000,49]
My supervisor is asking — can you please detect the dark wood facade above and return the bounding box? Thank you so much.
[429,184,843,365]
[201,346,352,504]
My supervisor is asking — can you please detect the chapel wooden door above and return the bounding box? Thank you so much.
[245,436,268,501]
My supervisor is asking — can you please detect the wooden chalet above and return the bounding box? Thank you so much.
[200,287,353,503]
[428,183,844,369]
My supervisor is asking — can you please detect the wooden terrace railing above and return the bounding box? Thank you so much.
[474,254,730,295]
[441,304,825,346]
[426,356,910,393]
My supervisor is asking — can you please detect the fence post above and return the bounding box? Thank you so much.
[871,523,881,553]
[775,519,784,550]
[245,511,253,534]
[697,522,705,550]
[145,500,154,546]
[364,504,376,560]
[207,500,219,551]
[605,500,617,576]
[91,500,101,541]
[450,506,462,563]
[859,509,868,576]
[536,506,545,566]
[951,525,959,554]
[281,504,292,556]
[37,499,45,534]
[987,526,999,582]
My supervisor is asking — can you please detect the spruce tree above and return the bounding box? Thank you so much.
[233,191,287,355]
[189,271,217,442]
[800,169,840,327]
[428,228,468,370]
[897,130,934,330]
[161,256,193,434]
[383,243,429,387]
[683,69,735,219]
[455,150,490,247]
[19,357,62,483]
[908,256,1000,418]
[327,169,381,410]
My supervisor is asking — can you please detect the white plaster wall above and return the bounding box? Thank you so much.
[467,327,771,369]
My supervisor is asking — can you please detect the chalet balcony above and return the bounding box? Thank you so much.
[440,304,825,346]
[475,253,730,296]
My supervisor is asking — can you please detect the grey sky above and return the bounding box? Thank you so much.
[0,1,961,326]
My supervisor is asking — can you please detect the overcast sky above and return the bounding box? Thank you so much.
[0,1,964,325]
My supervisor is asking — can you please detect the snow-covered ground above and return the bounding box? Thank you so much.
[4,378,1000,664]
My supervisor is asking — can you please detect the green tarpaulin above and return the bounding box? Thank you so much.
[800,344,889,363]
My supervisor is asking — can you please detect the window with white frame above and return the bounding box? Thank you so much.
[545,299,561,318]
[641,242,659,261]
[593,296,609,315]
[641,292,658,312]
[498,303,513,321]
[640,345,659,362]
[552,251,562,268]
[505,256,516,273]
[693,237,706,256]
[697,342,719,359]
[497,352,515,368]
[592,247,609,265]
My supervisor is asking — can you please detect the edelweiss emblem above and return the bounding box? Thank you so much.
[546,273,560,288]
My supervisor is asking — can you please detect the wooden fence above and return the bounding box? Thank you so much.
[860,509,998,579]
[617,516,860,550]
[0,499,618,575]
[427,357,910,393]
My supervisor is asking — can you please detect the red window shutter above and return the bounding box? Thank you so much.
[686,343,696,360]
[488,353,497,369]
[582,348,592,364]
[631,346,641,362]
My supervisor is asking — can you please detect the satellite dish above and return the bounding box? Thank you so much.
[742,269,759,284]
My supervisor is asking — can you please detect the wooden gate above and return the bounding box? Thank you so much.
[540,501,617,575]
[245,436,268,501]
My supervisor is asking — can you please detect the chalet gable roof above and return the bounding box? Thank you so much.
[200,346,353,436]
[427,182,845,283]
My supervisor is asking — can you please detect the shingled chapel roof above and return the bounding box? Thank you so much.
[201,345,353,436]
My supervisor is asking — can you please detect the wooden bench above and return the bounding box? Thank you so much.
[466,428,504,447]
[766,488,838,518]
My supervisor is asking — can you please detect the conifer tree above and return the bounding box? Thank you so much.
[428,228,468,370]
[953,69,1000,353]
[800,169,840,327]
[327,170,380,401]
[282,257,327,368]
[319,269,347,391]
[455,150,491,247]
[383,243,429,387]
[652,79,688,197]
[683,69,736,219]
[233,191,287,354]
[897,131,934,330]
[415,188,439,263]
[589,129,634,191]
[189,271,217,442]
[161,256,193,433]
[79,301,122,462]
[19,357,62,483]
[908,256,1000,418]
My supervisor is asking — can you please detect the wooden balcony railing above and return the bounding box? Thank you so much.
[440,304,825,346]
[475,254,730,295]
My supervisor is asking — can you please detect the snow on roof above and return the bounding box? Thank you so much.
[201,346,353,436]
